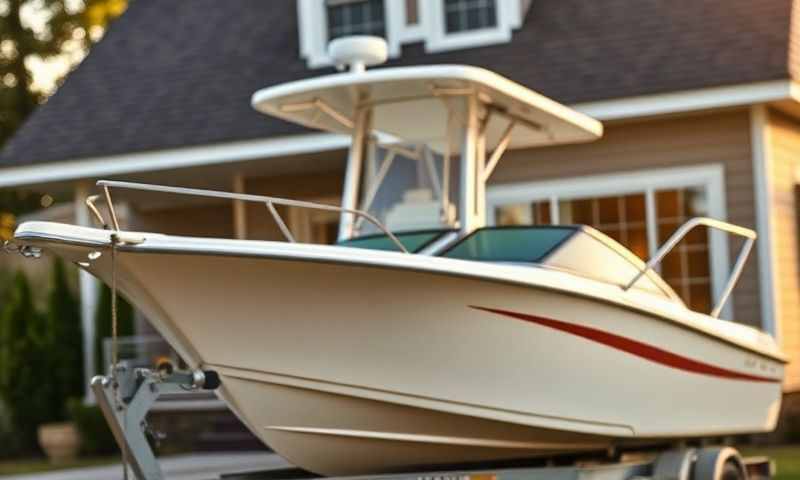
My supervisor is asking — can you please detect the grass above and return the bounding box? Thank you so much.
[740,445,800,480]
[0,456,117,476]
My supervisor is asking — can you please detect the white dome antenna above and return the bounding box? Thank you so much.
[328,36,388,73]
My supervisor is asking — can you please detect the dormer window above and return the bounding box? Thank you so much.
[297,0,528,68]
[444,0,497,33]
[327,0,386,40]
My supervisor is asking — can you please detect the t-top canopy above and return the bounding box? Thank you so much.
[251,65,602,151]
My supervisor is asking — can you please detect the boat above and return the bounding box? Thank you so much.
[12,37,785,476]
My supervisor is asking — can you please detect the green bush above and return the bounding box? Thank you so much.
[46,258,83,419]
[94,284,134,375]
[0,268,11,306]
[66,398,118,455]
[0,271,60,453]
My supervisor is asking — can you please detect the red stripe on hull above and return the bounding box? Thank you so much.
[470,306,779,384]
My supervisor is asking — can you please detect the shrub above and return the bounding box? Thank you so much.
[46,258,83,418]
[0,271,60,453]
[94,283,134,375]
[66,398,118,455]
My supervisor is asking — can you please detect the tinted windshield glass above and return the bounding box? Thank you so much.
[338,230,450,253]
[442,227,576,262]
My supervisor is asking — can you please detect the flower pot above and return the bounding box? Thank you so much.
[37,421,81,464]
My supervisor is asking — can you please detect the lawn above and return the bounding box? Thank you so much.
[0,456,117,477]
[741,445,800,480]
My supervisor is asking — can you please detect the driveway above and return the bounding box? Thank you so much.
[1,452,291,480]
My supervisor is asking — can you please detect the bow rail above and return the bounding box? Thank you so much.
[91,180,409,253]
[625,217,756,318]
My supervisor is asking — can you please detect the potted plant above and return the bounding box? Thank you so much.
[37,422,81,464]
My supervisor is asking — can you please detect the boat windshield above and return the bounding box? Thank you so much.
[440,226,682,301]
[441,227,577,262]
[338,229,453,253]
[350,99,465,237]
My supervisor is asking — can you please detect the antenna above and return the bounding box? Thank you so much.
[328,36,388,73]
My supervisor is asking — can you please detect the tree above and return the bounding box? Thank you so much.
[94,282,133,375]
[0,0,128,236]
[46,258,82,414]
[0,0,128,146]
[0,271,58,453]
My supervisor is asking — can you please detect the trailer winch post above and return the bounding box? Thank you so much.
[91,362,220,480]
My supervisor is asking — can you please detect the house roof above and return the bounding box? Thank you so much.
[0,0,795,169]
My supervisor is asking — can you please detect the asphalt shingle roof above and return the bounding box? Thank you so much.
[0,0,795,167]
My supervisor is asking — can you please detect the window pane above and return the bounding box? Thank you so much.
[656,187,711,311]
[558,193,648,260]
[628,227,648,260]
[405,0,418,25]
[535,203,551,224]
[689,281,712,313]
[444,0,498,33]
[466,7,481,30]
[494,201,550,226]
[327,0,386,41]
[625,194,646,222]
[563,198,593,224]
[656,190,680,219]
[446,11,461,34]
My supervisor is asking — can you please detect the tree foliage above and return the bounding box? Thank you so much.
[0,0,127,236]
[94,282,133,375]
[46,258,82,414]
[0,0,128,146]
[0,271,58,453]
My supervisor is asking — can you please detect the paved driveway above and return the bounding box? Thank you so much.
[1,452,291,480]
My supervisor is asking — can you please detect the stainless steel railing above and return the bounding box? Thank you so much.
[88,180,409,253]
[624,217,756,318]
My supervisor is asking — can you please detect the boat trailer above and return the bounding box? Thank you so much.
[91,362,220,480]
[222,451,774,480]
[94,363,772,480]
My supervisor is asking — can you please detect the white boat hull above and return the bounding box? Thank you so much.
[16,225,784,476]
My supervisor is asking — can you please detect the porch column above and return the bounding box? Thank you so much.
[74,181,99,401]
[232,173,247,239]
[750,105,779,339]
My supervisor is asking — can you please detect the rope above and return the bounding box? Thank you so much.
[111,234,119,368]
[109,233,128,480]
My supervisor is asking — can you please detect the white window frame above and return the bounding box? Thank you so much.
[299,0,404,68]
[486,164,735,319]
[423,0,520,53]
[297,0,525,68]
[393,0,426,42]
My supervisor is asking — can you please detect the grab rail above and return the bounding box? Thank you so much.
[92,180,409,253]
[624,217,756,318]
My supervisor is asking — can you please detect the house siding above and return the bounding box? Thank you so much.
[767,109,800,391]
[491,110,762,327]
[131,203,235,239]
[126,171,345,242]
[244,171,344,241]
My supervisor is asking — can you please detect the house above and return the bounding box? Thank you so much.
[1,0,799,440]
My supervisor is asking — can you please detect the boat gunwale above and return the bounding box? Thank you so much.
[13,223,787,365]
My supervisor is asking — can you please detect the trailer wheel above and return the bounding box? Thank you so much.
[693,447,747,480]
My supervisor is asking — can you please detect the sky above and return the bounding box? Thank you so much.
[16,0,99,94]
